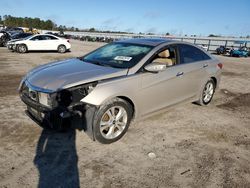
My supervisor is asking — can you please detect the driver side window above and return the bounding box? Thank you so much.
[30,36,43,41]
[152,46,177,67]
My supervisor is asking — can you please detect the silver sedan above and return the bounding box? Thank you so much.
[19,38,222,144]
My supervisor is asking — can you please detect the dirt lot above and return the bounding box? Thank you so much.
[0,40,250,188]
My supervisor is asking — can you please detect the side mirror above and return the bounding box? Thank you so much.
[144,62,167,73]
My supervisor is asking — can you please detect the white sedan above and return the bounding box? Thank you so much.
[13,34,71,53]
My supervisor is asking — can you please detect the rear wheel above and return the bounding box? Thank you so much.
[17,44,28,53]
[93,98,133,144]
[196,79,215,106]
[58,45,66,53]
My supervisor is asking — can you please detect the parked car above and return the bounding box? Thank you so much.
[0,31,11,47]
[230,41,250,57]
[200,44,208,51]
[2,27,24,35]
[216,46,231,55]
[7,33,33,50]
[19,38,222,144]
[12,34,71,53]
[230,47,249,57]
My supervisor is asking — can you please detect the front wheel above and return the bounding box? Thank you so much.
[17,44,28,53]
[196,79,215,106]
[93,98,133,144]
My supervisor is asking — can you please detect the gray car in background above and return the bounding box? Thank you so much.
[19,38,222,144]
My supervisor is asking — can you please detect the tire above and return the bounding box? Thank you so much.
[93,98,133,144]
[58,45,66,53]
[196,79,215,106]
[2,40,7,47]
[17,44,28,53]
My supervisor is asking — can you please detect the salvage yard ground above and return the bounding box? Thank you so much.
[0,40,250,188]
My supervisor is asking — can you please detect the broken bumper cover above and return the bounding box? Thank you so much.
[20,93,97,140]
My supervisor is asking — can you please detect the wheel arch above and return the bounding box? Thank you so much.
[116,96,136,119]
[211,77,217,89]
[82,93,137,119]
[58,44,66,48]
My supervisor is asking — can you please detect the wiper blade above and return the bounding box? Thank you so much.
[78,57,122,68]
[80,58,105,66]
[77,56,84,61]
[89,60,105,66]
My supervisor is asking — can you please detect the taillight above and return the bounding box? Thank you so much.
[67,40,70,43]
[217,63,223,69]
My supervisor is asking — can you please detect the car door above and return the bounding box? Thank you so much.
[41,35,59,50]
[176,44,212,98]
[27,35,44,50]
[138,45,193,116]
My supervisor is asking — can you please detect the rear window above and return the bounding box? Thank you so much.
[178,44,211,64]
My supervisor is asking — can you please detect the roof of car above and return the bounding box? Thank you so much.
[117,38,173,47]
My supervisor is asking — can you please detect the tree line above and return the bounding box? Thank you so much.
[0,15,55,30]
[0,15,133,34]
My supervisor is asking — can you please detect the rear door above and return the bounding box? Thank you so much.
[42,35,60,50]
[176,44,212,98]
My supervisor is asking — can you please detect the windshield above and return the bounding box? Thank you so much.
[82,42,153,68]
[23,35,33,40]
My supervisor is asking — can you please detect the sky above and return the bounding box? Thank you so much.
[1,0,250,37]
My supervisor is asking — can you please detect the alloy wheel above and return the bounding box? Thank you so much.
[100,106,128,140]
[203,82,214,103]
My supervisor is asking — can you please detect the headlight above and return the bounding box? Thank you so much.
[57,82,97,107]
[71,82,97,101]
[38,92,50,107]
[38,92,56,107]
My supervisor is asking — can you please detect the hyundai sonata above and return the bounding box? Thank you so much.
[19,38,222,144]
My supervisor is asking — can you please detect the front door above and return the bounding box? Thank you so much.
[137,45,191,116]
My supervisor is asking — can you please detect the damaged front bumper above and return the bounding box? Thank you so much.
[20,91,97,140]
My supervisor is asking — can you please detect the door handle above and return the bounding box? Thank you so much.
[176,72,184,77]
[203,64,208,68]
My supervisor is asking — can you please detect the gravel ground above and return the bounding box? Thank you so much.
[0,40,249,188]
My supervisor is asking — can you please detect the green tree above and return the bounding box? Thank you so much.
[89,28,96,32]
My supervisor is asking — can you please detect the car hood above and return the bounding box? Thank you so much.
[8,39,23,44]
[26,58,128,92]
[9,39,22,42]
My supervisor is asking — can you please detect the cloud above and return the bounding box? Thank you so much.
[168,29,184,36]
[224,25,230,30]
[1,0,11,9]
[0,0,24,14]
[144,11,161,19]
[100,17,122,31]
[125,27,135,33]
[145,27,158,34]
[102,18,117,26]
[44,14,61,22]
[195,19,206,26]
